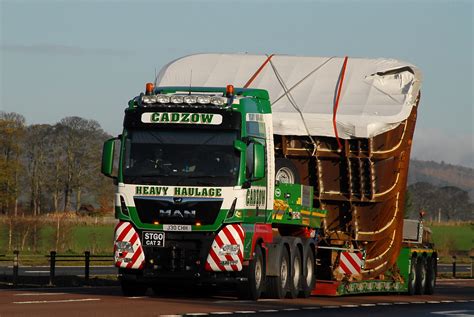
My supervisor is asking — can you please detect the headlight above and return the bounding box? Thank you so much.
[211,97,226,106]
[115,241,133,253]
[156,94,170,103]
[171,95,184,104]
[218,244,240,256]
[142,95,157,104]
[197,95,211,104]
[184,95,198,104]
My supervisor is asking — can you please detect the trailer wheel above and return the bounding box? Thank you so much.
[121,280,148,296]
[408,255,417,295]
[275,158,301,184]
[425,256,437,295]
[287,245,303,298]
[238,245,265,300]
[266,246,291,299]
[415,256,427,295]
[299,244,316,298]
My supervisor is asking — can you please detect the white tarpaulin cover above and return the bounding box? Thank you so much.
[156,53,422,138]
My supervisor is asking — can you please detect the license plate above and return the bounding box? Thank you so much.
[142,231,165,247]
[163,224,192,232]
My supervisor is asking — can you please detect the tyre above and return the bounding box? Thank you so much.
[299,243,316,298]
[238,245,265,300]
[287,244,303,299]
[121,280,148,296]
[415,256,427,295]
[408,255,417,295]
[275,158,301,184]
[425,256,437,295]
[265,245,291,299]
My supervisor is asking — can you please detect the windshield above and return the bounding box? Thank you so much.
[122,129,240,186]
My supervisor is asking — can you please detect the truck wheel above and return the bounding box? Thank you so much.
[121,280,148,296]
[287,245,303,298]
[299,244,316,298]
[408,255,417,295]
[425,256,437,295]
[275,158,301,184]
[415,256,427,295]
[238,245,265,300]
[266,246,291,299]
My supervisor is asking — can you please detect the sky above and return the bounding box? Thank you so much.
[1,0,473,168]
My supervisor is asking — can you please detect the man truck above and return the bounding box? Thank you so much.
[101,54,436,299]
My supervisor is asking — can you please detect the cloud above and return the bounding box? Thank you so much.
[0,43,133,57]
[412,127,474,168]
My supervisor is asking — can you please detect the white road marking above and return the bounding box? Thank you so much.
[186,314,209,316]
[442,300,455,303]
[127,296,146,299]
[431,310,474,316]
[341,304,359,307]
[394,302,410,305]
[234,311,256,314]
[283,308,299,311]
[323,305,340,308]
[428,301,441,304]
[377,303,393,306]
[13,298,100,304]
[302,306,320,310]
[209,312,233,315]
[455,300,469,303]
[360,303,376,307]
[14,293,66,296]
[258,309,279,312]
[412,301,426,304]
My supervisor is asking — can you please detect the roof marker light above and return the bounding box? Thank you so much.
[146,83,154,94]
[226,84,234,97]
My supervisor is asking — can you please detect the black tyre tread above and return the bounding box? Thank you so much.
[275,158,301,184]
[238,245,265,300]
[408,255,417,296]
[415,256,427,295]
[265,247,290,299]
[287,245,302,299]
[425,256,436,295]
[121,281,147,296]
[299,244,316,298]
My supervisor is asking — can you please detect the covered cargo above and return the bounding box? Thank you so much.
[156,53,422,279]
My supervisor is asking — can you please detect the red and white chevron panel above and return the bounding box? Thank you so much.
[205,224,244,272]
[114,221,145,270]
[337,251,363,275]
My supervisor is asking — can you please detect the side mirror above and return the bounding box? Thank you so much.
[253,142,265,179]
[246,141,265,181]
[102,138,117,178]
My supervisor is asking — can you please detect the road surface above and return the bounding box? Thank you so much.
[0,279,473,316]
[0,263,470,277]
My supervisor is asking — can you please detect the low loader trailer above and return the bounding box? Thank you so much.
[102,54,436,299]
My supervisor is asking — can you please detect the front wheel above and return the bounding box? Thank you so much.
[408,255,417,295]
[425,256,437,295]
[415,256,427,295]
[238,245,265,300]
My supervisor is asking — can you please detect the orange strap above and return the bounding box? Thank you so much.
[244,54,275,88]
[333,56,349,150]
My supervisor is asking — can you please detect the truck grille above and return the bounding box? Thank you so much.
[133,197,223,225]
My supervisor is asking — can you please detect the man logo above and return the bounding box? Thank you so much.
[159,209,196,218]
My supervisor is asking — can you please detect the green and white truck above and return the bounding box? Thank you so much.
[102,54,436,299]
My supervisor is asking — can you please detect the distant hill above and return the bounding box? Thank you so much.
[408,159,474,200]
[406,159,474,220]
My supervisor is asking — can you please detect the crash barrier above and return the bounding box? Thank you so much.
[0,251,113,287]
[46,251,113,286]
